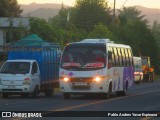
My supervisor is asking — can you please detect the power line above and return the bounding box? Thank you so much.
[116,0,128,15]
[120,0,128,10]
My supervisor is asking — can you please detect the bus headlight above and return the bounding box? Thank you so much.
[63,77,70,82]
[93,76,101,82]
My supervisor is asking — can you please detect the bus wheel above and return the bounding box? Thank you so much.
[104,83,112,99]
[63,93,70,99]
[121,82,128,96]
[121,88,127,96]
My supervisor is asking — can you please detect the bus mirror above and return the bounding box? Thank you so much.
[108,52,112,59]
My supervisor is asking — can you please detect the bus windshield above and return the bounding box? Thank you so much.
[60,46,106,70]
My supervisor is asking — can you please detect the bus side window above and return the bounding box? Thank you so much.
[117,48,122,66]
[121,48,126,66]
[128,48,133,66]
[108,50,112,68]
[113,47,119,66]
[108,51,112,59]
[110,47,115,66]
[124,48,129,66]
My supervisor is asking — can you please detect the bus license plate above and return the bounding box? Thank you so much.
[8,85,16,89]
[74,82,88,86]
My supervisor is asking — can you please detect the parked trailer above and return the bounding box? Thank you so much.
[0,45,60,98]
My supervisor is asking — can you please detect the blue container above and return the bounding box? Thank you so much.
[7,45,60,86]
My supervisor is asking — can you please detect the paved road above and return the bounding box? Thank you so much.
[0,81,160,120]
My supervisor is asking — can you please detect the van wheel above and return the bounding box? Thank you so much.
[63,93,70,99]
[32,86,39,98]
[2,93,8,98]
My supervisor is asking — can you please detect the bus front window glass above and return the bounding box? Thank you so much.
[61,46,106,70]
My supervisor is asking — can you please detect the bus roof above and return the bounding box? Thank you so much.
[80,39,114,43]
[67,39,131,49]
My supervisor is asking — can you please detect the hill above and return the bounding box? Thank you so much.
[20,2,70,19]
[20,3,160,25]
[135,6,160,26]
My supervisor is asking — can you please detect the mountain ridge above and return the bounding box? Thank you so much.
[20,3,160,25]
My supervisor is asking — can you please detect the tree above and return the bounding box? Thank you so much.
[0,0,22,17]
[118,7,148,25]
[49,3,69,29]
[30,18,55,42]
[73,0,112,32]
[152,21,160,44]
[88,23,113,39]
[115,7,158,67]
[152,21,160,68]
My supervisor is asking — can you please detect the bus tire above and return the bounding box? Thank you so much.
[104,82,112,99]
[121,88,127,96]
[117,82,128,96]
[121,81,128,96]
[63,93,70,99]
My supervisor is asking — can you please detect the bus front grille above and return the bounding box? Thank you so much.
[70,77,93,82]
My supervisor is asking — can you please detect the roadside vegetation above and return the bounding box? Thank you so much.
[0,0,160,75]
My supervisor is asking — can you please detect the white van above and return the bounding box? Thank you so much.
[133,57,143,84]
[0,60,41,98]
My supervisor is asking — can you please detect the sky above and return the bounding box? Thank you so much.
[17,0,160,9]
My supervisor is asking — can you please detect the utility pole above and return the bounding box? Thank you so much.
[113,0,116,23]
[9,17,13,43]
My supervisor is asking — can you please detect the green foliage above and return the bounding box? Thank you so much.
[152,21,160,50]
[73,0,112,32]
[115,7,158,66]
[152,21,160,61]
[49,5,68,29]
[0,0,22,17]
[88,23,113,39]
[29,18,55,42]
[118,7,148,25]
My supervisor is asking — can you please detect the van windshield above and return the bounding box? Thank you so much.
[60,46,106,70]
[0,62,30,74]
